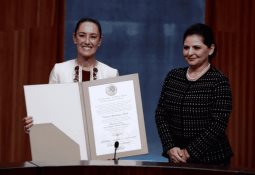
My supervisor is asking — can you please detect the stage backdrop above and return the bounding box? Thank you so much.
[64,0,205,161]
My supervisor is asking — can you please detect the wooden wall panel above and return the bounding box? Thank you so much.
[206,0,255,169]
[0,0,65,162]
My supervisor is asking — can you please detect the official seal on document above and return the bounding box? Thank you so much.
[105,84,117,96]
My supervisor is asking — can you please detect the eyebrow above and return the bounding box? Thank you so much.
[77,32,99,35]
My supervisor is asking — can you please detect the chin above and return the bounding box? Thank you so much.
[80,51,95,57]
[187,61,197,66]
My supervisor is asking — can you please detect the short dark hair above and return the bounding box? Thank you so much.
[183,23,216,61]
[74,17,102,38]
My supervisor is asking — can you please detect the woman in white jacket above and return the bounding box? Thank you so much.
[24,17,118,132]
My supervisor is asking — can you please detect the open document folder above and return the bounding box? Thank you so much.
[24,74,148,162]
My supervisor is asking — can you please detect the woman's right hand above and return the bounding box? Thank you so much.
[23,116,33,133]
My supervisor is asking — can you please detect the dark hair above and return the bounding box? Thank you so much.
[74,17,102,38]
[183,23,216,61]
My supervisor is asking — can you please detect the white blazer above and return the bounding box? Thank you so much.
[49,59,119,83]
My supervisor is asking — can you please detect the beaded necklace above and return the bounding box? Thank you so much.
[186,63,210,81]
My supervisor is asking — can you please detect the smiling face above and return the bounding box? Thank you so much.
[183,34,215,69]
[73,21,102,60]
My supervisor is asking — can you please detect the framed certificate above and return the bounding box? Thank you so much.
[82,73,148,160]
[24,73,148,161]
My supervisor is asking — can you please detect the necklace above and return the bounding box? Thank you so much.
[186,64,211,81]
[74,59,98,82]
